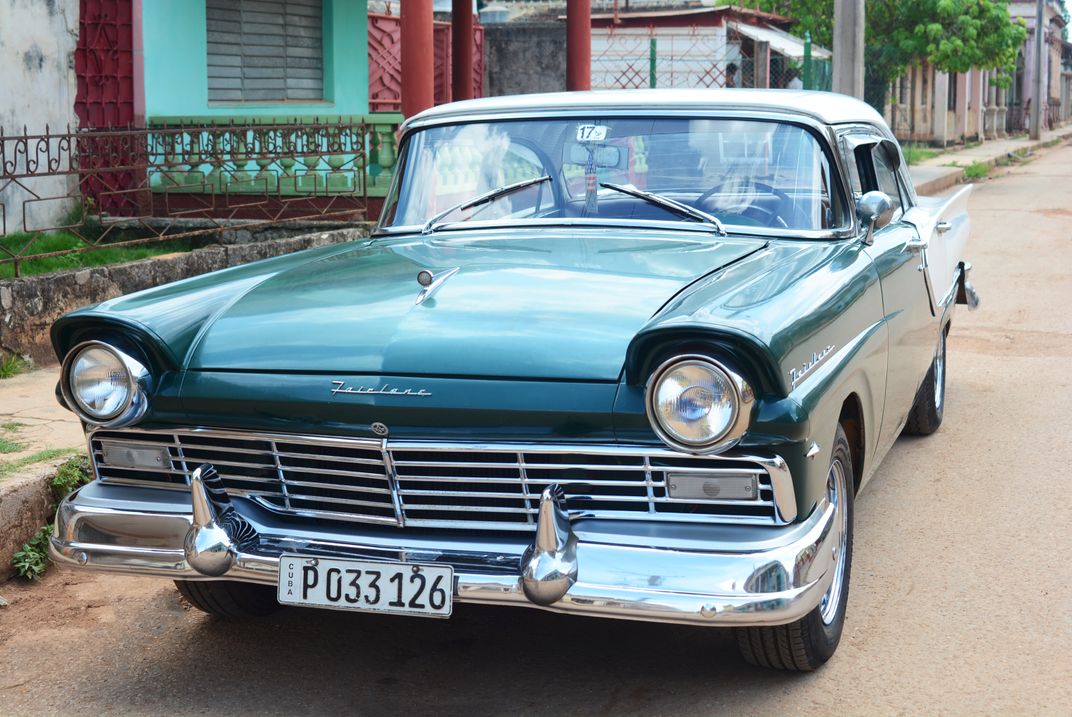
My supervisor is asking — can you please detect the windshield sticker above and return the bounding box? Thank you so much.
[576,124,609,142]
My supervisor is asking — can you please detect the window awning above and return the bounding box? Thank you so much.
[729,22,832,61]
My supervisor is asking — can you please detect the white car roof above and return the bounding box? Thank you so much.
[405,89,888,129]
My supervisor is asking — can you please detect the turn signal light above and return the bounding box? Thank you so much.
[666,473,758,501]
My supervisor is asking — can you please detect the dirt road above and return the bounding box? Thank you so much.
[2,146,1071,716]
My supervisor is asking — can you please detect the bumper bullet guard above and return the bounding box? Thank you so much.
[50,463,839,627]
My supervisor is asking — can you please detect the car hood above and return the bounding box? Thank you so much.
[186,229,767,380]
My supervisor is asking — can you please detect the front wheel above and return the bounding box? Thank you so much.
[735,423,854,671]
[176,579,279,618]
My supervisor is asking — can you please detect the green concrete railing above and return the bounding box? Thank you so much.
[144,113,402,198]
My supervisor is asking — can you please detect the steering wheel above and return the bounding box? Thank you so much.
[696,181,800,229]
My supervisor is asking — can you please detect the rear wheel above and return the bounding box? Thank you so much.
[175,580,279,618]
[735,423,854,671]
[904,329,947,435]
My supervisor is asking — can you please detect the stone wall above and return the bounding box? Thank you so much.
[0,459,61,581]
[484,23,567,97]
[0,0,80,231]
[0,226,370,366]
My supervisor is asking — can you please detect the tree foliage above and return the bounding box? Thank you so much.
[756,0,1028,106]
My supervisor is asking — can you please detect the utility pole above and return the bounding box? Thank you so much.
[832,0,865,98]
[566,0,592,91]
[1030,0,1045,139]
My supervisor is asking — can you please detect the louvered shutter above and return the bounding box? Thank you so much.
[206,0,324,102]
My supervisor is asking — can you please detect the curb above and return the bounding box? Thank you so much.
[913,128,1072,195]
[0,457,68,581]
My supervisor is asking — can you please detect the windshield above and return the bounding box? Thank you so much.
[380,117,841,233]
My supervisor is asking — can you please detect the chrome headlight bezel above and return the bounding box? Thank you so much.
[60,340,151,428]
[644,354,754,454]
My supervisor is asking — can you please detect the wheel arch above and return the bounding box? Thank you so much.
[837,393,865,495]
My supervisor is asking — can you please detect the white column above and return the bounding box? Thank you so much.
[933,71,950,146]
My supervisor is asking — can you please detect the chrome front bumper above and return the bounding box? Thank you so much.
[50,469,837,627]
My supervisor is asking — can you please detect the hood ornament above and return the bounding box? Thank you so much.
[415,267,459,305]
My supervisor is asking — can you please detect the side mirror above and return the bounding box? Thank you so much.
[856,190,894,245]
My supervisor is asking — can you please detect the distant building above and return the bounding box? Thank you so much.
[886,0,1069,145]
[0,0,485,230]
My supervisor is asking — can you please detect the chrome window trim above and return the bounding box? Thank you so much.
[379,109,855,240]
[85,426,797,527]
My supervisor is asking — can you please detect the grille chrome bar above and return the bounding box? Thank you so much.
[88,427,790,531]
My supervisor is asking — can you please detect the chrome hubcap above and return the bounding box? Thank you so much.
[819,458,849,625]
[934,335,945,413]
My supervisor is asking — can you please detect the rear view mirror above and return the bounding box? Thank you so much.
[565,143,622,169]
[857,190,894,245]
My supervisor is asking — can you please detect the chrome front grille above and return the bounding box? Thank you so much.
[89,428,787,530]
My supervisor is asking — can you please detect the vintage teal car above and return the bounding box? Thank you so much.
[49,90,977,671]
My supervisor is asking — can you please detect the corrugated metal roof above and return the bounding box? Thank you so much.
[728,21,831,60]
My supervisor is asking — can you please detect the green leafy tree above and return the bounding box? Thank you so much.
[756,0,1027,110]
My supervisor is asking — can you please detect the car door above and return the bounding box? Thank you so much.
[842,132,938,456]
[904,183,973,312]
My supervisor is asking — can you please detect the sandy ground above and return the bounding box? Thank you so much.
[0,367,84,474]
[1,145,1071,716]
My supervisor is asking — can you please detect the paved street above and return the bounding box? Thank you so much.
[2,144,1071,716]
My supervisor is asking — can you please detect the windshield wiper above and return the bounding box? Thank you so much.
[421,175,552,234]
[598,182,727,236]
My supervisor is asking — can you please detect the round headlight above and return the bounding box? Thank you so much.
[62,342,149,426]
[70,345,132,419]
[645,356,752,453]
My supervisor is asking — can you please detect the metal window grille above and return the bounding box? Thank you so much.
[206,0,324,103]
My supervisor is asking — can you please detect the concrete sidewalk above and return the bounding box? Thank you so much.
[909,124,1072,195]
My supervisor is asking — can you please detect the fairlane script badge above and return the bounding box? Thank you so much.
[330,381,432,397]
[788,345,835,388]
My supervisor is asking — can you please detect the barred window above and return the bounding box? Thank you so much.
[206,0,324,102]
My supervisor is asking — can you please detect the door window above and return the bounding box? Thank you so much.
[871,145,904,215]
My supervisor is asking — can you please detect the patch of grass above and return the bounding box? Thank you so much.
[963,161,990,179]
[1,421,25,432]
[0,231,192,279]
[0,448,79,482]
[0,437,23,454]
[6,455,91,582]
[0,352,28,379]
[51,455,91,503]
[902,144,939,165]
[12,525,52,581]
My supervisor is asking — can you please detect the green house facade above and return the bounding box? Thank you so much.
[137,0,400,202]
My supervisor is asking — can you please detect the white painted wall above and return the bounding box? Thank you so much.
[0,0,80,233]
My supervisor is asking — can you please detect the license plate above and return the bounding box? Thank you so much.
[277,555,453,618]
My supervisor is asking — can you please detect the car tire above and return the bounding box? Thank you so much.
[735,423,854,671]
[175,579,279,618]
[904,328,947,436]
